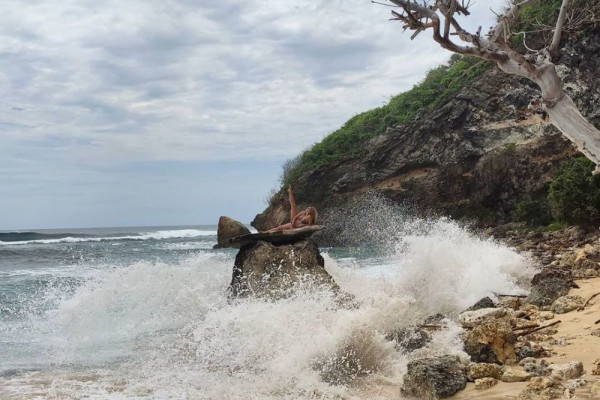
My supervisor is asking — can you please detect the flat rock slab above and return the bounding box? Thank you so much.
[227,225,324,247]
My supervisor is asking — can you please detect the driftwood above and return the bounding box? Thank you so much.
[513,323,540,331]
[516,320,561,337]
[578,292,600,311]
[228,225,324,247]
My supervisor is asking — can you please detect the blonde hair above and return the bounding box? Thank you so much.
[306,207,318,224]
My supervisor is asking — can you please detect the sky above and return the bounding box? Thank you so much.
[0,0,507,230]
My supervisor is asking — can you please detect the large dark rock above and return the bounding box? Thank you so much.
[386,326,432,353]
[464,296,496,312]
[215,216,251,249]
[228,240,340,300]
[526,268,578,307]
[401,355,467,399]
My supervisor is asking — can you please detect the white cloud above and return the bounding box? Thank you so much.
[0,0,506,164]
[0,0,509,228]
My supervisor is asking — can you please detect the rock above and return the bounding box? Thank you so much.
[467,362,503,381]
[215,216,251,248]
[500,367,532,382]
[551,295,585,314]
[593,328,600,337]
[526,269,577,307]
[458,308,509,328]
[386,326,431,353]
[463,317,517,365]
[517,377,564,400]
[474,377,498,390]
[464,297,496,312]
[565,378,586,390]
[228,240,339,300]
[401,355,467,399]
[521,359,550,377]
[498,296,521,310]
[538,311,555,320]
[548,361,584,380]
[519,345,543,360]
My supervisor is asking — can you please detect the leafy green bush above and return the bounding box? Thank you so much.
[548,157,600,223]
[283,56,491,184]
[515,199,552,226]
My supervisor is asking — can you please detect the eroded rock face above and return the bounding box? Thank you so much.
[228,240,339,300]
[215,216,251,248]
[401,355,467,399]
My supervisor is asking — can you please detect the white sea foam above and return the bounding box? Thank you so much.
[0,218,534,399]
[0,229,217,246]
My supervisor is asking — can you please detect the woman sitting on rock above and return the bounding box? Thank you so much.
[265,186,317,232]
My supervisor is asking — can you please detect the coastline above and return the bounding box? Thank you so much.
[453,277,600,400]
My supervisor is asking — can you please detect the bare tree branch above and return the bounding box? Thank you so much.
[550,0,571,54]
[380,0,600,170]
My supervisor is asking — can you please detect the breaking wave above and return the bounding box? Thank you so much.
[0,217,534,399]
[0,229,216,246]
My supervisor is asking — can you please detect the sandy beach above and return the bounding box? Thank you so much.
[454,277,600,399]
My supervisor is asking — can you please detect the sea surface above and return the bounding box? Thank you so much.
[0,219,535,399]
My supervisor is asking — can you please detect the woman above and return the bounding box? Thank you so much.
[265,186,317,232]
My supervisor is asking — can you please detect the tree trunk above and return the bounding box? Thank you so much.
[545,95,600,170]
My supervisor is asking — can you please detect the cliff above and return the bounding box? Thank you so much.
[253,23,600,242]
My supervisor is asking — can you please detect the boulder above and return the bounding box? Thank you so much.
[215,216,251,248]
[466,362,503,381]
[401,355,467,399]
[458,308,509,328]
[474,377,498,390]
[551,295,585,314]
[517,377,564,400]
[228,240,339,300]
[548,361,584,380]
[464,297,496,312]
[386,326,431,353]
[526,269,577,307]
[500,367,532,382]
[463,317,517,365]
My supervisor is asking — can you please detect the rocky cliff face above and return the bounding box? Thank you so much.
[253,26,600,238]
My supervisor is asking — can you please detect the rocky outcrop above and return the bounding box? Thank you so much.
[215,216,251,248]
[228,240,340,300]
[401,355,467,399]
[253,27,600,239]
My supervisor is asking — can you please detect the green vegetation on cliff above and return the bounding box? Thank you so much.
[549,157,600,224]
[281,56,491,185]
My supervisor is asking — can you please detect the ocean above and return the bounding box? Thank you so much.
[0,219,534,399]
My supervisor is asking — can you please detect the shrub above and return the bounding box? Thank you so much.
[515,199,552,226]
[548,157,600,223]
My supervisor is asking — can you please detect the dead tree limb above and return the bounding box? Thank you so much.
[578,291,600,311]
[516,319,561,337]
[382,0,600,171]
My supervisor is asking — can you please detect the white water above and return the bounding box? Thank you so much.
[0,218,534,399]
[0,229,217,246]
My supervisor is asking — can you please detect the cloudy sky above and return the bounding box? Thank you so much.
[0,0,506,230]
